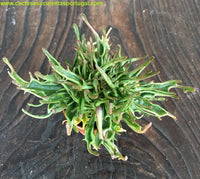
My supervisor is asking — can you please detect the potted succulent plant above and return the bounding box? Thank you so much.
[3,14,194,161]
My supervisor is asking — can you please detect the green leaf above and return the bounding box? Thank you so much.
[40,92,67,104]
[61,83,79,103]
[177,85,195,93]
[42,48,61,66]
[102,56,146,70]
[43,48,83,86]
[123,119,142,133]
[3,57,28,86]
[129,57,154,78]
[81,13,100,40]
[102,56,127,70]
[144,80,181,91]
[28,103,43,107]
[35,71,58,82]
[53,65,82,85]
[95,63,115,89]
[79,94,85,114]
[73,24,80,41]
[134,99,176,120]
[64,102,77,122]
[84,120,100,156]
[27,80,62,91]
[137,71,160,81]
[103,141,127,161]
[22,108,53,119]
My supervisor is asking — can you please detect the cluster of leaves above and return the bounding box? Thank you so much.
[3,14,194,160]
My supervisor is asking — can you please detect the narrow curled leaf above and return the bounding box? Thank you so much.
[43,49,83,86]
[27,80,62,91]
[73,24,80,41]
[3,57,28,86]
[22,108,53,119]
[95,63,115,89]
[129,57,154,78]
[28,103,43,107]
[35,71,58,82]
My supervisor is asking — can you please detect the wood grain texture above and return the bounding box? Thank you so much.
[0,0,199,178]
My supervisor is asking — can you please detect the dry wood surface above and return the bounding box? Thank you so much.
[0,0,200,178]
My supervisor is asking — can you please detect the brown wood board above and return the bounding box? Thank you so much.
[0,0,200,178]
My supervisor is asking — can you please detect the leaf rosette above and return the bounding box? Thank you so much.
[3,14,194,160]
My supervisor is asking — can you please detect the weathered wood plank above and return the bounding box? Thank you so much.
[0,0,199,178]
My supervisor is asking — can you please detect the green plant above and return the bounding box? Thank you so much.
[3,14,194,161]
